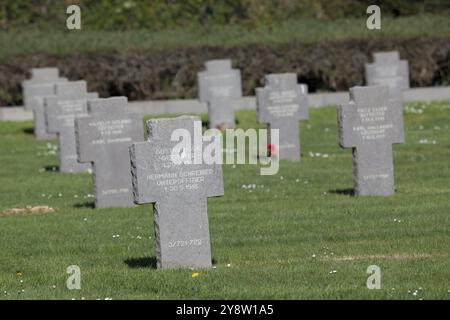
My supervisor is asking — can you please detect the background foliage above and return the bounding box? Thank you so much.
[1,0,449,30]
[0,36,449,105]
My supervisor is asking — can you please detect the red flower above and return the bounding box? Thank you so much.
[267,144,277,156]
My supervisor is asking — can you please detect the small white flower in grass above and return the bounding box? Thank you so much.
[280,176,284,180]
[312,254,316,258]
[226,263,231,267]
[58,193,62,197]
[329,270,337,274]
[52,285,56,289]
[83,218,88,222]
[136,236,142,240]
[296,179,300,182]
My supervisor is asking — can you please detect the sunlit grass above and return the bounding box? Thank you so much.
[0,101,449,299]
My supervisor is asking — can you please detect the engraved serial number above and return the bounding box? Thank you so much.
[168,239,202,248]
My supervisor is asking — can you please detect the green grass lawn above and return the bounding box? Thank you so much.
[0,102,449,300]
[0,14,448,61]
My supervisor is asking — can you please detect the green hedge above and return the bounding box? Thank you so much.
[1,0,449,30]
[0,36,449,106]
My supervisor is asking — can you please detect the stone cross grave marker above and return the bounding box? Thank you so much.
[23,68,66,109]
[46,81,98,173]
[337,86,404,196]
[198,59,242,129]
[27,83,66,140]
[256,73,309,161]
[130,116,224,269]
[22,68,67,140]
[75,97,144,208]
[365,51,410,100]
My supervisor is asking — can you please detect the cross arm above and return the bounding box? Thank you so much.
[74,117,95,163]
[45,97,60,134]
[129,142,157,205]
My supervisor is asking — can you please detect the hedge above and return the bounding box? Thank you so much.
[0,36,449,106]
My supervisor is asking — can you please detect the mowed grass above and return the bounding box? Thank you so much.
[0,14,448,61]
[0,101,449,300]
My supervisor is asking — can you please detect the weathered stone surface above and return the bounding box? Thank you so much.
[130,116,224,269]
[256,73,309,160]
[45,81,98,173]
[198,60,242,129]
[75,97,144,208]
[22,68,68,140]
[337,86,405,196]
[365,51,410,101]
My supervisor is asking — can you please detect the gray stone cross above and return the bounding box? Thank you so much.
[365,51,410,100]
[130,116,224,269]
[45,81,98,173]
[256,73,309,161]
[75,97,144,208]
[22,68,68,140]
[337,86,405,196]
[23,68,66,108]
[198,59,242,129]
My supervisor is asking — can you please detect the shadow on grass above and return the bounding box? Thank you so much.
[124,257,217,269]
[73,201,95,209]
[23,128,34,135]
[44,165,59,172]
[124,257,157,269]
[328,188,355,197]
